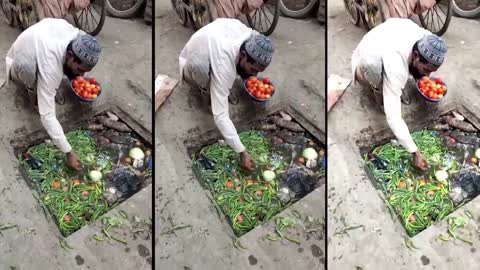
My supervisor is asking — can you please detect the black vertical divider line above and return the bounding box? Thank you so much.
[151,0,156,269]
[324,0,329,268]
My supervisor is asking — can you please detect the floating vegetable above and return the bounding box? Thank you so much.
[475,149,480,159]
[129,148,145,160]
[262,170,276,182]
[89,170,103,182]
[435,170,448,182]
[302,148,318,160]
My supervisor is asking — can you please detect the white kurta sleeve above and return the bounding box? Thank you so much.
[209,77,245,153]
[36,68,72,153]
[209,49,245,153]
[382,52,418,153]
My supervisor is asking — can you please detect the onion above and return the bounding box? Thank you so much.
[89,170,103,182]
[262,170,276,182]
[129,147,145,160]
[302,148,318,160]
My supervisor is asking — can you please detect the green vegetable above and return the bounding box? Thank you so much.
[89,170,103,182]
[129,148,145,160]
[302,148,318,160]
[262,170,276,182]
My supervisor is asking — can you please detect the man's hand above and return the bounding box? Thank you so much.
[240,151,255,172]
[412,150,428,171]
[66,151,82,171]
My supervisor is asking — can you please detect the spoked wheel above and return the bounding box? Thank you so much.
[452,0,480,18]
[246,0,280,36]
[73,0,106,36]
[279,0,318,18]
[363,0,383,30]
[344,0,360,25]
[1,0,15,26]
[105,0,145,18]
[190,0,211,30]
[170,0,188,25]
[419,0,452,36]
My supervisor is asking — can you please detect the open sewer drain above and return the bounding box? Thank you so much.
[361,106,480,237]
[188,107,326,236]
[13,106,152,237]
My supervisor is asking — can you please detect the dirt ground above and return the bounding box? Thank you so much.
[0,16,152,269]
[328,0,480,269]
[156,2,326,269]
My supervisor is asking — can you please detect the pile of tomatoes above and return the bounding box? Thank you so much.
[418,77,446,100]
[72,76,101,100]
[245,76,274,100]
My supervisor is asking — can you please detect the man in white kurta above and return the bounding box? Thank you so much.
[352,18,447,170]
[179,18,274,171]
[6,18,102,170]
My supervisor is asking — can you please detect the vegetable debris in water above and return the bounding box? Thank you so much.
[22,130,111,236]
[366,131,458,236]
[194,131,324,236]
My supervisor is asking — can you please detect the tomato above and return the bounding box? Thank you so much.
[398,180,406,189]
[73,81,79,88]
[263,78,270,84]
[438,94,444,99]
[265,94,271,99]
[72,178,81,186]
[81,91,88,98]
[225,180,234,189]
[97,85,101,91]
[92,94,98,99]
[89,78,97,85]
[409,214,417,222]
[52,180,60,189]
[64,214,71,222]
[236,215,244,223]
[435,78,442,84]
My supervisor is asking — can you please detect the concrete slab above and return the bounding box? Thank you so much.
[328,0,480,268]
[0,16,152,269]
[156,6,326,270]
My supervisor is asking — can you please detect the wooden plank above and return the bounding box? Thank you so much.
[155,75,179,112]
[327,74,351,112]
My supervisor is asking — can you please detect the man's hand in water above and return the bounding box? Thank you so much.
[66,151,82,171]
[413,150,428,171]
[240,151,255,172]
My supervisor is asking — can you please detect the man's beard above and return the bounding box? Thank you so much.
[409,64,424,80]
[236,63,251,80]
[64,64,77,80]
